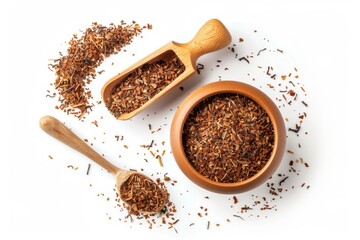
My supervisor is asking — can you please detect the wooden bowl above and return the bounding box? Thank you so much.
[170,81,286,194]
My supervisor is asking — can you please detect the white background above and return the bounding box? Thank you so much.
[2,0,359,239]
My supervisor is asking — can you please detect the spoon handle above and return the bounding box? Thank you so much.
[39,115,119,175]
[181,19,232,63]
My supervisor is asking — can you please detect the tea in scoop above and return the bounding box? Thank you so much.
[102,19,232,120]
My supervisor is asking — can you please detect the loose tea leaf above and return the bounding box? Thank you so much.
[50,21,146,118]
[119,174,169,215]
[106,53,185,118]
[239,57,250,64]
[182,93,275,183]
[86,163,91,175]
[257,48,267,56]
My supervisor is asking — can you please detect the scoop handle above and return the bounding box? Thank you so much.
[182,19,232,63]
[39,115,119,174]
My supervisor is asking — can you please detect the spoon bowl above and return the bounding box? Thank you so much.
[39,115,166,214]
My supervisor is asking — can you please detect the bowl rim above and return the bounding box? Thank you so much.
[170,80,286,193]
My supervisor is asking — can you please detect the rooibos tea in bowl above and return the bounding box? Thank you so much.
[170,81,286,194]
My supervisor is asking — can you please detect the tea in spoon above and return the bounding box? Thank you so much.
[39,115,168,214]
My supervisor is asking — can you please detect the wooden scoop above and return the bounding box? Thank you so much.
[102,18,232,120]
[39,115,167,214]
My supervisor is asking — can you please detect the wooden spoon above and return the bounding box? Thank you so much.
[102,18,232,120]
[39,115,166,214]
